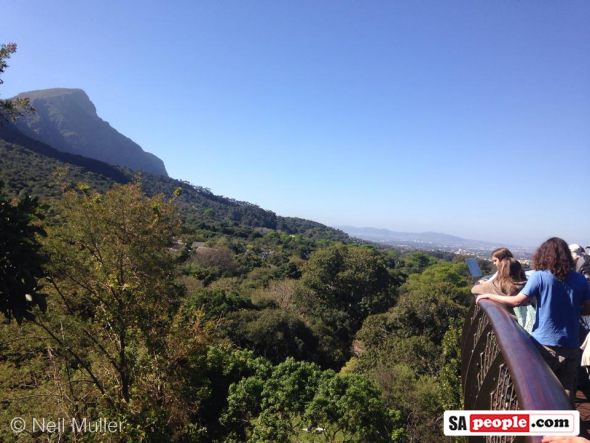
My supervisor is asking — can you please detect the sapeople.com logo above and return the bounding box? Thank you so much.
[443,411,579,436]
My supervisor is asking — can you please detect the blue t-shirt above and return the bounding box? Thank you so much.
[523,270,590,347]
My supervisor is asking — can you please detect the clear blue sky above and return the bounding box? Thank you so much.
[2,1,589,246]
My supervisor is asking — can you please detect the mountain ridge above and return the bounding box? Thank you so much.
[11,88,168,176]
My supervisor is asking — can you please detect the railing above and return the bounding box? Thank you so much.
[461,299,572,443]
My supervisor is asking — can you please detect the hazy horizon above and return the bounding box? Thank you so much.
[333,225,556,249]
[3,1,589,246]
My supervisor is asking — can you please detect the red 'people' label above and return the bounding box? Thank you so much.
[470,415,529,433]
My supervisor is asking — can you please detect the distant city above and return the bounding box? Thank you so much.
[336,226,534,263]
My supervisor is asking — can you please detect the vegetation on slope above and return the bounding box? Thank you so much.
[0,177,478,442]
[0,124,349,243]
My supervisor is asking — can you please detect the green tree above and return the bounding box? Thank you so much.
[0,42,45,322]
[0,179,47,321]
[223,357,404,442]
[354,318,440,377]
[188,287,254,322]
[350,261,471,442]
[396,251,439,277]
[224,308,321,364]
[391,263,471,344]
[302,373,404,443]
[302,244,397,328]
[438,318,464,411]
[34,183,183,427]
[173,345,272,442]
[0,43,34,122]
[373,363,443,443]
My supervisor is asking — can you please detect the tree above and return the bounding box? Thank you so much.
[348,261,471,442]
[188,287,254,322]
[397,251,439,276]
[354,319,440,377]
[38,183,182,416]
[222,357,404,442]
[302,372,404,443]
[224,308,320,364]
[438,318,464,411]
[301,244,397,328]
[0,179,47,322]
[372,363,443,443]
[297,245,399,368]
[0,43,34,122]
[391,263,471,344]
[0,42,43,321]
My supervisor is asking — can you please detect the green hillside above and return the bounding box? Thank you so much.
[0,123,348,242]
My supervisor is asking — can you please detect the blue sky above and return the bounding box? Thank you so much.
[2,1,589,246]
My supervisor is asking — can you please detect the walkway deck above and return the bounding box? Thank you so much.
[576,389,590,438]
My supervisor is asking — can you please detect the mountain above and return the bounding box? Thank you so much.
[0,123,348,242]
[335,226,507,249]
[10,88,168,176]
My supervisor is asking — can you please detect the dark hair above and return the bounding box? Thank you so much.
[492,247,513,261]
[533,237,574,281]
[498,258,527,296]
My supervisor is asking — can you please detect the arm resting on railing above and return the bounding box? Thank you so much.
[476,292,530,307]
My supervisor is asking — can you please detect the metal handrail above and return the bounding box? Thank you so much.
[461,298,572,443]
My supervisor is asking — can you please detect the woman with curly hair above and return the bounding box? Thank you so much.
[476,237,590,406]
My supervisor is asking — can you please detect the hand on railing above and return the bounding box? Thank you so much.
[475,294,489,305]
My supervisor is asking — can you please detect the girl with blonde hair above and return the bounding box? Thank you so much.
[472,257,534,332]
[472,257,527,297]
[478,247,514,284]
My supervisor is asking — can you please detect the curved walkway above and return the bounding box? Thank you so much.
[576,389,590,437]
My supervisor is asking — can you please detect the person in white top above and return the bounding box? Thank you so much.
[569,243,587,273]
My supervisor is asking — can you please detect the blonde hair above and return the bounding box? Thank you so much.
[492,247,514,262]
[497,258,527,296]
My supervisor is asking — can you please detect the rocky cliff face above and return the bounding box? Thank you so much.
[11,88,168,176]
